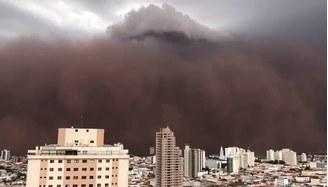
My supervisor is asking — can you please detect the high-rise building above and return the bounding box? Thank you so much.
[219,146,224,160]
[26,127,129,187]
[274,150,283,161]
[238,149,254,169]
[281,149,297,166]
[183,144,205,178]
[266,149,275,161]
[247,150,255,167]
[239,149,255,168]
[301,153,307,162]
[227,156,239,173]
[0,149,10,161]
[155,127,183,187]
[183,144,190,177]
[150,147,155,155]
[225,147,240,158]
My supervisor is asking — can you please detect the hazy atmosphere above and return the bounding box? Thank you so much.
[0,0,326,156]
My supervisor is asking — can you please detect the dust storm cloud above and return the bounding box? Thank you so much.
[0,4,326,155]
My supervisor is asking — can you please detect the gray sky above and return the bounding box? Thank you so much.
[0,0,326,44]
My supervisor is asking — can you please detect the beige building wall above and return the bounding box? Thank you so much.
[117,158,129,187]
[46,159,64,187]
[26,159,41,187]
[27,128,129,187]
[95,158,113,186]
[39,159,48,186]
[155,127,183,187]
[57,127,104,147]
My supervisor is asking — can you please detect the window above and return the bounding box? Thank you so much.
[58,160,62,163]
[48,185,53,187]
[74,160,79,163]
[90,159,95,163]
[73,185,77,187]
[105,167,109,171]
[49,176,53,180]
[73,176,78,180]
[81,176,86,179]
[112,167,114,169]
[41,168,43,170]
[105,184,109,187]
[57,176,62,180]
[65,176,70,180]
[98,167,102,171]
[67,160,71,163]
[106,159,110,163]
[57,185,61,187]
[49,168,54,171]
[89,185,93,187]
[105,175,109,179]
[75,129,78,132]
[66,168,71,171]
[73,168,78,171]
[86,129,89,132]
[82,168,87,171]
[74,140,79,143]
[40,176,42,179]
[90,140,94,143]
[50,160,54,163]
[58,168,62,171]
[82,185,86,187]
[82,160,87,163]
[97,175,101,179]
[115,167,118,169]
[90,168,94,171]
[97,184,101,187]
[98,159,102,163]
[89,176,94,179]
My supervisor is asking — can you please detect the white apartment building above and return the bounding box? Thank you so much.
[183,144,205,178]
[26,127,129,187]
[219,146,224,160]
[266,149,275,161]
[155,127,183,187]
[0,149,10,161]
[281,149,297,166]
[225,147,240,158]
[239,149,255,168]
[227,156,239,174]
[274,150,283,161]
[301,153,307,162]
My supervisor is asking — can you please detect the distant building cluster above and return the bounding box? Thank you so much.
[1,126,326,187]
[0,149,10,161]
[266,149,297,166]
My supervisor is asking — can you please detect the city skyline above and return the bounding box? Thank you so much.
[0,1,326,156]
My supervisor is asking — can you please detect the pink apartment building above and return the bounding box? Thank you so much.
[26,127,129,187]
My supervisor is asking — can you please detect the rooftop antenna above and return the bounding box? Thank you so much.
[81,115,83,128]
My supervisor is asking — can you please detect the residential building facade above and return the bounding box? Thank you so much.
[183,144,205,178]
[26,127,129,187]
[155,127,183,187]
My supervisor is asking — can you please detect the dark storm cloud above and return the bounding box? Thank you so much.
[0,3,326,156]
[0,0,326,46]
